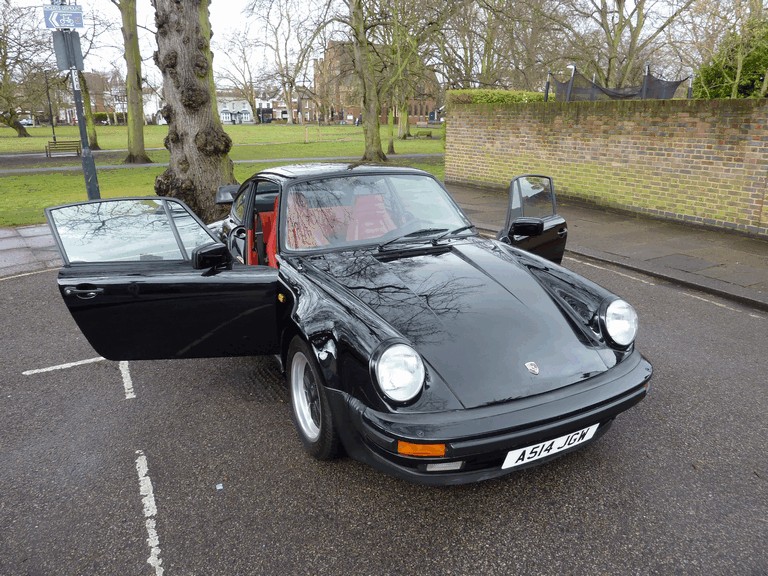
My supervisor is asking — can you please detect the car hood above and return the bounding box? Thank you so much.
[302,239,612,409]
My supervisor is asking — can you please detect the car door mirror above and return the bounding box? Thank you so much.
[511,217,545,237]
[216,184,240,205]
[192,242,231,270]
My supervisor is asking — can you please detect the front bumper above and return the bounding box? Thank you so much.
[328,350,652,485]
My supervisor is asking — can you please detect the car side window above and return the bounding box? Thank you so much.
[231,188,248,223]
[47,199,217,264]
[519,176,555,219]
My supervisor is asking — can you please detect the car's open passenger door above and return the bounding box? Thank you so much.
[46,198,280,361]
[498,175,568,264]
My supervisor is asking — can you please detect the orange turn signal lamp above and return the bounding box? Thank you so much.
[397,440,446,457]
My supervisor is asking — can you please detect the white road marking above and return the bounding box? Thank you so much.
[564,256,656,285]
[135,450,164,576]
[0,268,58,282]
[120,361,136,400]
[565,256,766,321]
[22,356,105,375]
[23,357,139,399]
[683,292,765,320]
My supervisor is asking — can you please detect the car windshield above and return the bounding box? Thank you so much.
[283,174,471,252]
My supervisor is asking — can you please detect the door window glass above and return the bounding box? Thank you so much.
[519,176,555,219]
[48,198,216,264]
[231,188,248,222]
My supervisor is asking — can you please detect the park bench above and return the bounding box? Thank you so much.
[45,140,81,157]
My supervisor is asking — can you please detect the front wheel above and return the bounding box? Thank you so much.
[287,337,340,460]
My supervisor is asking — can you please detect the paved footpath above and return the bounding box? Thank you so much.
[1,181,766,312]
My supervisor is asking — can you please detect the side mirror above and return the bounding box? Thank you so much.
[215,184,240,205]
[192,242,231,270]
[510,217,545,237]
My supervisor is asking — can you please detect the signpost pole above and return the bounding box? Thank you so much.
[64,30,100,200]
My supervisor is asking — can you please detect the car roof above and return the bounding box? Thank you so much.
[254,163,430,182]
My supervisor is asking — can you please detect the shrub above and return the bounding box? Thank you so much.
[446,89,545,105]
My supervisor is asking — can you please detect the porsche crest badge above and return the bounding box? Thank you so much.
[525,362,540,375]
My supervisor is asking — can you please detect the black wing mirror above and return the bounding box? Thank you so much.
[192,242,232,271]
[499,217,545,243]
[215,184,240,205]
[511,217,544,237]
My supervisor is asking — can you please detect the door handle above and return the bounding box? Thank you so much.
[557,227,568,238]
[64,286,104,299]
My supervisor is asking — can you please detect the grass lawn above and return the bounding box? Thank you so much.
[0,124,445,226]
[0,123,443,154]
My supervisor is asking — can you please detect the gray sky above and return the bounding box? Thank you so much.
[21,0,253,78]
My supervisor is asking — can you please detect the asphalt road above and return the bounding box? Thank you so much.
[1,258,766,576]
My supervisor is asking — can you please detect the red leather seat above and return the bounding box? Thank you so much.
[286,193,330,249]
[346,194,395,241]
[263,196,279,268]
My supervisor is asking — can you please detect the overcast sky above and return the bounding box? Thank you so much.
[21,0,254,79]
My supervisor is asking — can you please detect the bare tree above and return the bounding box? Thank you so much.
[0,5,52,136]
[376,0,452,149]
[76,6,120,150]
[153,0,236,222]
[111,0,151,163]
[436,1,509,89]
[344,0,387,161]
[215,25,265,122]
[247,0,331,125]
[540,0,698,87]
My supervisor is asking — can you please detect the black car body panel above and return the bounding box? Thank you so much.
[57,264,280,360]
[299,241,612,409]
[45,164,650,485]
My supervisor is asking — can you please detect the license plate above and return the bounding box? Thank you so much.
[502,423,599,469]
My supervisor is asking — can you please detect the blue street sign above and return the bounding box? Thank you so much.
[44,5,84,29]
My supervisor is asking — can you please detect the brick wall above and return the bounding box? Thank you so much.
[445,99,768,237]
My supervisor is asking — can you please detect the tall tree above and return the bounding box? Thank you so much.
[695,14,768,98]
[77,6,120,150]
[215,26,264,122]
[346,0,386,161]
[111,0,151,163]
[78,72,100,150]
[376,0,449,147]
[153,0,236,222]
[247,0,330,125]
[0,4,51,136]
[540,0,698,87]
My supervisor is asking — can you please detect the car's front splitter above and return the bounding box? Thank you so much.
[327,350,652,486]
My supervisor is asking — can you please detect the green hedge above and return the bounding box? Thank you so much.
[446,89,545,105]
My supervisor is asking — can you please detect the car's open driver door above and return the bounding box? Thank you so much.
[46,197,280,361]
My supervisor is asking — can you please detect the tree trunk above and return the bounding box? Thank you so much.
[78,71,100,150]
[349,0,386,162]
[153,0,236,223]
[397,103,410,139]
[11,119,30,137]
[117,0,151,163]
[386,107,395,155]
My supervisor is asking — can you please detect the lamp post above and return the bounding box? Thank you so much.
[44,70,57,143]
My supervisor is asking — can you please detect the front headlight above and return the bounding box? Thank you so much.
[604,299,638,347]
[375,344,425,402]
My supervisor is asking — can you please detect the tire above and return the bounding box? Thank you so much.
[287,337,340,460]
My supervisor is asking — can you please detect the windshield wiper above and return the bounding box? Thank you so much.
[377,228,448,251]
[431,224,476,244]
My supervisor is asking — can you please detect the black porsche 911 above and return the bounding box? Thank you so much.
[46,164,651,485]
